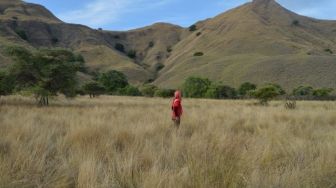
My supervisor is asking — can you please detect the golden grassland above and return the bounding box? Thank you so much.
[0,96,336,188]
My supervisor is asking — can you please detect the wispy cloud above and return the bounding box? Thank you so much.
[59,0,173,28]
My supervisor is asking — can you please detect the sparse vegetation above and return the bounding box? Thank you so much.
[193,52,204,56]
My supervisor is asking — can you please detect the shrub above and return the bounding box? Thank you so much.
[118,85,142,96]
[140,84,158,97]
[148,41,154,48]
[182,77,211,98]
[0,70,15,97]
[155,63,165,71]
[325,48,333,54]
[98,28,103,31]
[196,32,202,37]
[98,70,129,93]
[15,29,28,40]
[313,88,334,98]
[238,82,257,97]
[292,20,300,26]
[205,84,237,99]
[154,89,175,98]
[127,50,137,59]
[167,46,172,53]
[189,24,197,32]
[51,37,59,44]
[194,52,204,56]
[115,43,125,53]
[292,86,314,96]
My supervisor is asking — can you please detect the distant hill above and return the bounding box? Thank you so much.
[1,0,336,89]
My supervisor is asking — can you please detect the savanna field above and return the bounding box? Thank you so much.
[0,96,336,188]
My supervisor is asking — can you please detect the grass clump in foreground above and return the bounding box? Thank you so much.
[0,96,336,187]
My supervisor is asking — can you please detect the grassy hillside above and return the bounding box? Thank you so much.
[1,0,336,89]
[1,96,336,187]
[155,0,336,89]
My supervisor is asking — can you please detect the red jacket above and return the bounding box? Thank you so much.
[172,91,183,119]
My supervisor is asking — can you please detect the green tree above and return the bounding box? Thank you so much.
[118,85,142,96]
[154,88,175,98]
[98,70,129,93]
[238,82,257,96]
[312,88,334,98]
[0,70,15,97]
[140,84,158,97]
[7,46,85,106]
[83,81,105,98]
[205,84,237,99]
[252,85,283,105]
[292,86,314,96]
[182,77,211,98]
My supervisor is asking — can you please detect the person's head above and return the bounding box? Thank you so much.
[174,90,181,99]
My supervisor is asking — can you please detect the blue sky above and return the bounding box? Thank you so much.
[24,0,336,31]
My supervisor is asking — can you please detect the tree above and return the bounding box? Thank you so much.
[140,84,158,97]
[6,46,85,106]
[205,84,237,99]
[98,70,129,93]
[83,81,105,98]
[238,82,257,96]
[189,24,197,32]
[118,85,142,96]
[292,86,314,96]
[0,70,15,97]
[312,88,334,98]
[252,85,283,105]
[182,77,211,98]
[154,88,175,98]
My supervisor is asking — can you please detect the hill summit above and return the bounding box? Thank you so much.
[0,0,336,89]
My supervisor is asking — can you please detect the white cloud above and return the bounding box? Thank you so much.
[59,0,173,28]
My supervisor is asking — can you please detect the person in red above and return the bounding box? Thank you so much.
[171,90,183,128]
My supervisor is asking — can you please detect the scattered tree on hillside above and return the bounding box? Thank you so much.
[6,46,85,106]
[15,29,28,41]
[127,50,137,59]
[182,77,211,98]
[115,43,125,53]
[194,52,204,56]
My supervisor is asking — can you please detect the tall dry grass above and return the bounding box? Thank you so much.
[0,96,336,188]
